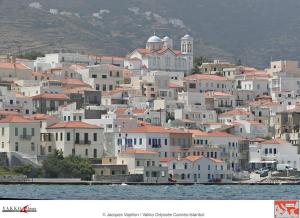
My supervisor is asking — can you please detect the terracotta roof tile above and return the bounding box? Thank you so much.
[219,108,251,116]
[121,125,192,134]
[209,158,224,163]
[32,93,69,100]
[0,115,33,123]
[0,62,30,70]
[47,121,101,129]
[184,74,227,81]
[183,156,203,162]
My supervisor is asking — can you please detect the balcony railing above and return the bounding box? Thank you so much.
[19,135,32,140]
[75,140,91,145]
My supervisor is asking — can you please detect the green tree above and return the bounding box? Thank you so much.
[17,51,45,60]
[191,56,211,74]
[42,150,95,180]
[12,164,43,178]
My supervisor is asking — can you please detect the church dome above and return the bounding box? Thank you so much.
[163,36,170,41]
[182,34,192,39]
[147,35,162,43]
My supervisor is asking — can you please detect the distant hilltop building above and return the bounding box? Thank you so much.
[125,34,194,73]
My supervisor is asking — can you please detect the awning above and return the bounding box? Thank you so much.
[249,160,277,163]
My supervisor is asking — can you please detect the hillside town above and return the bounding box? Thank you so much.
[0,34,300,184]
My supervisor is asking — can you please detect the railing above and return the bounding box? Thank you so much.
[20,135,32,140]
[75,140,91,145]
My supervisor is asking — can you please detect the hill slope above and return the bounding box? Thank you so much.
[1,0,300,67]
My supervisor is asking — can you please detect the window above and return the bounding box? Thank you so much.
[208,174,211,180]
[84,133,89,144]
[48,146,52,153]
[274,148,277,155]
[93,133,97,141]
[149,138,152,145]
[93,149,97,158]
[136,161,140,166]
[31,143,35,152]
[208,165,211,170]
[173,163,176,169]
[60,132,63,141]
[184,163,188,169]
[67,132,71,141]
[15,128,18,136]
[15,142,19,152]
[85,149,88,156]
[139,138,142,145]
[265,148,268,155]
[92,74,97,78]
[189,83,196,89]
[198,165,200,170]
[55,133,58,141]
[102,75,107,79]
[23,128,27,136]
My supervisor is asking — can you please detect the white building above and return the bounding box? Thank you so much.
[46,121,104,158]
[249,139,300,170]
[126,34,193,73]
[160,155,232,183]
[115,125,193,158]
[0,116,40,158]
[184,74,233,93]
[78,64,123,92]
[117,149,168,183]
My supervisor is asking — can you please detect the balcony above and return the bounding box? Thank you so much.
[19,135,32,140]
[75,140,91,145]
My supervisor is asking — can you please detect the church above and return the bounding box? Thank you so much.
[125,34,194,73]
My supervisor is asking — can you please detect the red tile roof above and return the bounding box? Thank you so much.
[0,110,20,116]
[189,129,238,138]
[121,125,192,134]
[183,156,203,162]
[61,79,89,87]
[159,157,176,162]
[261,139,287,145]
[134,48,182,56]
[132,108,147,114]
[219,108,251,116]
[47,121,101,129]
[184,74,227,81]
[28,114,58,121]
[0,62,30,70]
[0,115,33,123]
[209,158,225,163]
[169,83,183,88]
[32,93,69,100]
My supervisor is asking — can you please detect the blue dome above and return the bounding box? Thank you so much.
[147,35,162,43]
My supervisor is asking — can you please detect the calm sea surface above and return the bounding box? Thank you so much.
[0,185,299,200]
